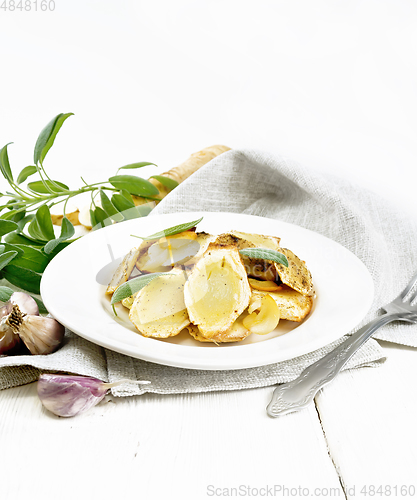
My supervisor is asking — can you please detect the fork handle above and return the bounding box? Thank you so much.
[267,313,398,417]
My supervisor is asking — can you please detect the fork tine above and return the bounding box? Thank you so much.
[399,271,417,300]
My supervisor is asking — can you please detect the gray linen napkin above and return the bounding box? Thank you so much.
[3,149,416,395]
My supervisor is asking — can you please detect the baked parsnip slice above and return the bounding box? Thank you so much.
[186,318,250,343]
[273,247,314,296]
[184,244,251,339]
[129,269,190,338]
[250,286,313,322]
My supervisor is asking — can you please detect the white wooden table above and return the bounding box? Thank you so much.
[1,2,416,499]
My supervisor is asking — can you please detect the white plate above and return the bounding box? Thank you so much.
[41,212,374,370]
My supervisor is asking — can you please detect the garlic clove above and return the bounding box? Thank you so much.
[0,318,22,355]
[37,374,151,417]
[17,315,65,355]
[0,302,13,318]
[10,292,39,316]
[38,374,109,417]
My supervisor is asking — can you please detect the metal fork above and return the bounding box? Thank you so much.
[267,271,417,418]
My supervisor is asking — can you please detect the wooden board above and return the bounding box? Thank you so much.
[0,384,342,500]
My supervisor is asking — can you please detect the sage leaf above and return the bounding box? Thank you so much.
[17,213,35,231]
[89,209,97,228]
[34,112,74,165]
[118,162,157,170]
[111,194,143,220]
[4,231,44,247]
[0,285,14,302]
[28,180,69,194]
[17,165,38,184]
[33,296,48,314]
[136,204,154,217]
[150,175,179,191]
[9,209,26,223]
[57,217,75,240]
[28,205,55,241]
[111,272,168,305]
[239,248,289,267]
[120,189,135,203]
[0,250,19,271]
[42,240,71,259]
[108,175,160,198]
[2,265,41,294]
[12,244,50,273]
[0,242,23,256]
[28,217,46,241]
[111,193,135,211]
[43,239,61,255]
[114,204,153,221]
[0,209,24,221]
[93,207,112,229]
[2,197,17,210]
[0,143,13,182]
[36,205,55,240]
[0,219,19,237]
[44,217,75,254]
[1,201,16,212]
[37,205,55,238]
[100,190,124,222]
[134,216,203,241]
[122,207,144,220]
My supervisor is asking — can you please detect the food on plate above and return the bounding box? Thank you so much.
[122,293,137,309]
[129,269,190,338]
[230,230,281,249]
[243,294,280,334]
[213,231,283,282]
[185,320,250,344]
[107,219,314,344]
[248,278,282,292]
[184,244,251,339]
[135,231,200,273]
[272,247,314,296]
[106,246,144,295]
[250,287,313,322]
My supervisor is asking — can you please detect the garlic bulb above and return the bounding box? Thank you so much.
[6,305,64,355]
[38,374,151,417]
[0,292,39,355]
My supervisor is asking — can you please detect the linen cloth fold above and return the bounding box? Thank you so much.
[2,149,416,396]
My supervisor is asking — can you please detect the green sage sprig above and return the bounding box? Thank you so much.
[132,216,204,241]
[111,272,169,305]
[239,248,289,267]
[0,113,175,302]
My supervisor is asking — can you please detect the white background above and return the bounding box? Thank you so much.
[1,3,417,500]
[0,0,416,216]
